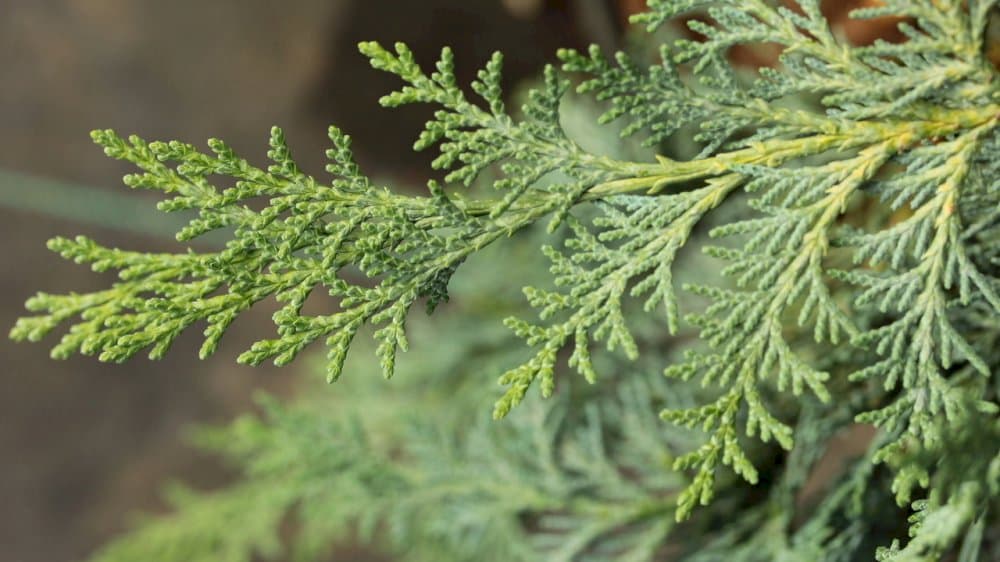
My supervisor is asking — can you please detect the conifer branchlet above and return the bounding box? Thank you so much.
[11,1,1000,558]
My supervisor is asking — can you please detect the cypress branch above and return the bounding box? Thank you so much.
[11,1,1000,557]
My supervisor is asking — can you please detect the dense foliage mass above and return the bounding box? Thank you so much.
[12,1,1000,560]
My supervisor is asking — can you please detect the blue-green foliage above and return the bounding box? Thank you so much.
[86,242,699,562]
[11,0,1000,559]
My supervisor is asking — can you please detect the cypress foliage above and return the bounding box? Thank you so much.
[12,1,1000,559]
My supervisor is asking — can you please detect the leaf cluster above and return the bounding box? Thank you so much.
[11,1,1000,558]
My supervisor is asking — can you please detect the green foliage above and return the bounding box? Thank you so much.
[92,382,690,562]
[87,245,697,562]
[11,0,1000,559]
[10,43,666,389]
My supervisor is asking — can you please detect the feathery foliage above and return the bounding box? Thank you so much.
[11,0,1000,559]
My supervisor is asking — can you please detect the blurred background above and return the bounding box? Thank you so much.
[0,1,919,560]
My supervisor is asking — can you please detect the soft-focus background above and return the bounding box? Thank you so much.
[0,1,908,560]
[0,1,623,560]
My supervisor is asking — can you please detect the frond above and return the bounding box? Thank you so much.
[11,0,1000,546]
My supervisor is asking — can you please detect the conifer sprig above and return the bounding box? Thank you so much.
[10,47,672,384]
[90,379,690,562]
[11,0,1000,541]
